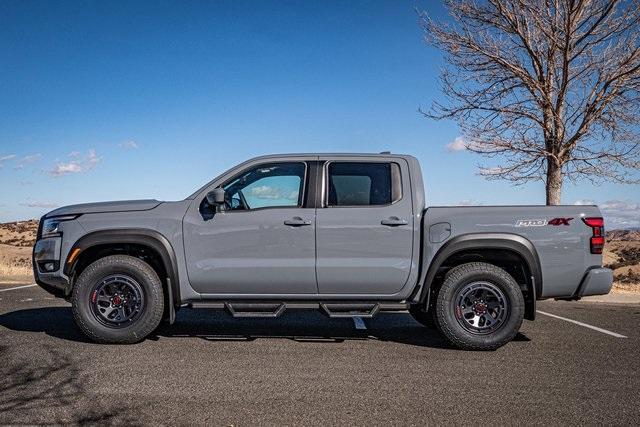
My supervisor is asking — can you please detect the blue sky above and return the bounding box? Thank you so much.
[0,0,638,227]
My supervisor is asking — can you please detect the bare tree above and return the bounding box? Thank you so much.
[420,0,640,205]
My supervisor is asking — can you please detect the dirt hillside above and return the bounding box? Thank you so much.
[0,220,638,293]
[0,220,37,283]
[603,237,640,293]
[0,219,38,247]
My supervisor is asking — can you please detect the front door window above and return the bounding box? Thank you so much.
[223,163,305,210]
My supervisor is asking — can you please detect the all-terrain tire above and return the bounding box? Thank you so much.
[434,262,524,351]
[71,255,164,344]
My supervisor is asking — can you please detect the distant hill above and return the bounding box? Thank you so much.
[0,219,638,291]
[606,229,640,242]
[0,220,37,283]
[2,219,638,245]
[0,219,39,247]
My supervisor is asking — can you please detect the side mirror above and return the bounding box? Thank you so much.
[206,187,226,205]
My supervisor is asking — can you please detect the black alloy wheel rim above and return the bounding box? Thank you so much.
[453,281,509,334]
[90,274,145,328]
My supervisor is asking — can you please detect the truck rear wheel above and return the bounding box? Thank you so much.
[71,255,164,344]
[434,262,524,350]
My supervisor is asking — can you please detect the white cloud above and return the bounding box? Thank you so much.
[446,136,467,152]
[455,200,483,206]
[20,200,59,208]
[49,149,101,177]
[574,199,640,229]
[599,200,640,229]
[251,186,281,199]
[250,185,298,200]
[479,166,507,175]
[0,154,16,168]
[51,163,83,175]
[118,140,139,150]
[14,153,41,170]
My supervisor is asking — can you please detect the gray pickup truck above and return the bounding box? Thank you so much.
[33,153,612,349]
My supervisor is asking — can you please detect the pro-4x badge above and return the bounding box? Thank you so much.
[515,218,574,227]
[548,217,574,226]
[515,219,547,227]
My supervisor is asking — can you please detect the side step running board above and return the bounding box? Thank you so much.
[224,302,286,318]
[187,301,409,318]
[320,303,380,318]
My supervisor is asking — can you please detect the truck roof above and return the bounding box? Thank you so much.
[245,152,413,160]
[187,152,422,200]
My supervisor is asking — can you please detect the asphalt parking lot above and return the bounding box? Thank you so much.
[1,284,638,425]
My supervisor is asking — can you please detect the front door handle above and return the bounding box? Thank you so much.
[381,216,408,227]
[284,217,312,227]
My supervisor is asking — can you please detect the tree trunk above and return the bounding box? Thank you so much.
[545,159,563,205]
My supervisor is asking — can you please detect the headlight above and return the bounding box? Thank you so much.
[41,215,77,238]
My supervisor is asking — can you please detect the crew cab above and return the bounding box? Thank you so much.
[33,153,613,349]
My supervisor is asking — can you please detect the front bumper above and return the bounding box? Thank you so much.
[33,237,61,271]
[577,267,613,297]
[33,237,71,297]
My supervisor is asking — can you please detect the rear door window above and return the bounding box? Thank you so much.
[327,162,401,206]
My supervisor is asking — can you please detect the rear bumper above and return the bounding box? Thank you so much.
[577,267,613,297]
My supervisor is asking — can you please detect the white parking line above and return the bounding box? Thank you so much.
[353,317,367,330]
[536,310,627,338]
[0,284,37,293]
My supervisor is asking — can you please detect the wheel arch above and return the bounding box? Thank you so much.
[419,233,542,320]
[64,229,180,322]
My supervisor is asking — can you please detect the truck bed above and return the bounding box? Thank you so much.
[423,205,605,298]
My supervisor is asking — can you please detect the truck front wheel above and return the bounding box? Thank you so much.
[434,262,524,351]
[71,255,164,344]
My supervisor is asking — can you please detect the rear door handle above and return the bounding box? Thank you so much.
[381,217,408,227]
[284,217,312,227]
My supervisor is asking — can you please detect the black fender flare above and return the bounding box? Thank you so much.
[419,233,542,319]
[64,229,181,320]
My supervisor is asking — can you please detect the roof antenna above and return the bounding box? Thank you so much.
[379,151,391,154]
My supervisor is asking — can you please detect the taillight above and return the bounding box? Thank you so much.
[582,217,605,254]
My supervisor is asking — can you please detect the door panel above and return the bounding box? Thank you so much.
[184,208,317,295]
[183,160,317,295]
[316,159,414,295]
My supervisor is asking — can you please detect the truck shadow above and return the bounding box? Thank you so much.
[0,306,530,349]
